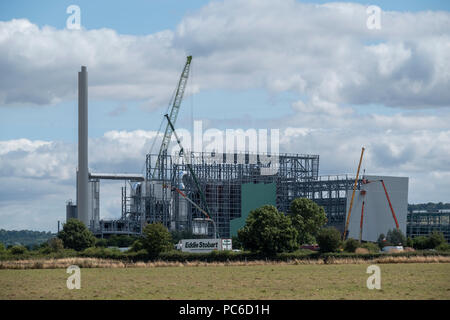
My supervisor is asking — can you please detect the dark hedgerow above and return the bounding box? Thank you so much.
[317,227,342,253]
[1,245,449,263]
[343,238,360,253]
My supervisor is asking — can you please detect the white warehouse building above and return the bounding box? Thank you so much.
[346,175,409,242]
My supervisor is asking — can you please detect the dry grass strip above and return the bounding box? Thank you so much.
[0,255,449,270]
[321,255,450,264]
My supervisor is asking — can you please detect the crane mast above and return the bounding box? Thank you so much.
[152,55,192,179]
[165,114,218,238]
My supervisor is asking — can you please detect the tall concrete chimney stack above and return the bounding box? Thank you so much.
[77,66,89,227]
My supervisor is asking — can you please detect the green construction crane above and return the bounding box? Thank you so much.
[152,56,192,179]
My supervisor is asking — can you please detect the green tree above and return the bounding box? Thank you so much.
[386,229,406,246]
[130,239,144,252]
[106,234,136,247]
[343,238,359,253]
[106,234,120,247]
[231,235,242,250]
[288,198,327,245]
[317,227,342,253]
[412,236,429,250]
[47,237,64,252]
[361,242,380,253]
[436,242,450,251]
[142,223,173,258]
[427,231,446,249]
[0,242,5,252]
[237,205,298,255]
[406,237,414,248]
[9,245,27,255]
[95,238,108,247]
[57,218,96,251]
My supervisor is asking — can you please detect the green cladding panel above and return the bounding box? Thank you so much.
[230,182,277,237]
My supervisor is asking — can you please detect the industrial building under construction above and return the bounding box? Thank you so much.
[67,57,412,243]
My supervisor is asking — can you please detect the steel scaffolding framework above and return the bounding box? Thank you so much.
[304,175,357,233]
[407,210,450,242]
[138,151,356,237]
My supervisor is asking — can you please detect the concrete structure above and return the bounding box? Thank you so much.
[66,200,77,220]
[77,66,89,227]
[69,66,144,232]
[88,179,100,230]
[345,176,409,242]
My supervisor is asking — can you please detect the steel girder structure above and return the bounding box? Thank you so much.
[308,175,358,232]
[407,210,450,242]
[126,151,360,237]
[144,152,322,237]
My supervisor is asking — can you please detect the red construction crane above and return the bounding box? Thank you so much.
[345,147,400,241]
[359,190,366,243]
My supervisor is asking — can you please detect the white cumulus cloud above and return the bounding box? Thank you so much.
[0,1,450,109]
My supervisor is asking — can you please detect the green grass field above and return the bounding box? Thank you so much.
[1,263,449,299]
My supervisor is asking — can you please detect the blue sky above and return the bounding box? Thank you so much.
[0,0,211,34]
[1,0,450,231]
[2,0,449,34]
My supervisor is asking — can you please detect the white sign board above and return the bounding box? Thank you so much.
[222,238,232,250]
[179,238,232,253]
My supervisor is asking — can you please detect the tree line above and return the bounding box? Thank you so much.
[408,202,450,211]
[0,229,54,248]
[1,198,448,259]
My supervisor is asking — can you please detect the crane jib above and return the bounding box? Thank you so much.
[152,56,192,179]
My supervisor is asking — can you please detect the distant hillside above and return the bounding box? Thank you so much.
[0,229,54,248]
[408,202,450,211]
